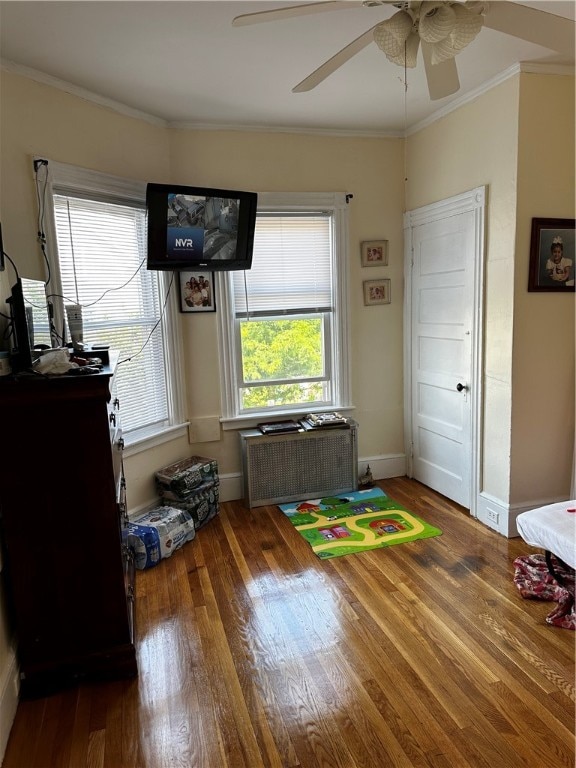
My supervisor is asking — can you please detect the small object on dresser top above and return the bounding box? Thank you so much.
[66,365,101,375]
[33,347,74,375]
[0,351,11,376]
[73,344,110,363]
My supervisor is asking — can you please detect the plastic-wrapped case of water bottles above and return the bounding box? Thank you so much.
[155,455,218,498]
[156,455,220,530]
[125,455,220,570]
[125,505,196,570]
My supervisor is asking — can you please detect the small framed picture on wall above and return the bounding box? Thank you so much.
[361,240,388,267]
[528,218,575,292]
[363,278,391,306]
[179,271,216,312]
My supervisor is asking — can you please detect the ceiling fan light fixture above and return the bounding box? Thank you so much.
[449,3,484,50]
[426,3,484,63]
[428,38,458,64]
[374,22,420,67]
[374,10,421,66]
[419,2,456,44]
[374,9,414,44]
[374,1,486,69]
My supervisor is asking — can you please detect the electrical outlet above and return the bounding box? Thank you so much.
[486,508,499,525]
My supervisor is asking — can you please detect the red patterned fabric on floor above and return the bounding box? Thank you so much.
[513,553,575,630]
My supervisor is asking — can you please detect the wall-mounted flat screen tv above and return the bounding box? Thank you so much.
[146,183,257,272]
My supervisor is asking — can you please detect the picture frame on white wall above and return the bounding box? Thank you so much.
[363,278,391,306]
[360,240,388,267]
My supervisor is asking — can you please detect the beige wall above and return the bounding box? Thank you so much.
[406,72,575,507]
[0,72,408,511]
[511,73,575,503]
[0,72,171,279]
[406,77,521,502]
[167,128,406,490]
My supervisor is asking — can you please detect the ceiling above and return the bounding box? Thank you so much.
[0,1,574,135]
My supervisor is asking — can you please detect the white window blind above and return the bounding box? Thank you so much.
[218,191,351,424]
[52,193,169,434]
[232,214,333,316]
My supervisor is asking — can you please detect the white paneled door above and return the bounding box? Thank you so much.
[405,188,485,512]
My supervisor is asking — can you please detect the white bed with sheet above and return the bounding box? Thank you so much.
[516,501,576,570]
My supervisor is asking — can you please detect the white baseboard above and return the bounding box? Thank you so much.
[219,473,242,503]
[129,454,407,511]
[476,492,510,536]
[475,491,574,539]
[0,648,19,766]
[358,454,407,482]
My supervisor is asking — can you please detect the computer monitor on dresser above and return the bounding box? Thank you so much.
[8,277,52,371]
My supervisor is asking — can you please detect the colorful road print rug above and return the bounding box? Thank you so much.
[278,488,442,559]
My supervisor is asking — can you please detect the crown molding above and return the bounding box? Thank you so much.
[407,61,575,136]
[0,58,168,128]
[0,57,401,138]
[3,57,573,139]
[168,120,401,138]
[518,62,575,76]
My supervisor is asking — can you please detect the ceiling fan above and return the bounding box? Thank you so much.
[232,1,575,100]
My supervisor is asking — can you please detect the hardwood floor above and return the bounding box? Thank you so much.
[3,477,575,767]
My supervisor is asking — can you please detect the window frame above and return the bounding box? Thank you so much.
[235,311,331,389]
[217,191,352,429]
[235,311,332,410]
[38,158,187,453]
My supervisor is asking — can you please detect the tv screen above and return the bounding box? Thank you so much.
[146,183,257,272]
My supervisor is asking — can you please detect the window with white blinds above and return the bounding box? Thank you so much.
[218,191,351,422]
[43,160,184,445]
[232,214,333,316]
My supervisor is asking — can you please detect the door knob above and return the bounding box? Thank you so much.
[456,383,466,392]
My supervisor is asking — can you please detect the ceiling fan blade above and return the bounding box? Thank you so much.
[232,1,360,27]
[483,1,575,57]
[422,43,460,100]
[292,26,378,92]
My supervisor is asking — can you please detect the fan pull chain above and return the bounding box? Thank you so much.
[403,44,409,213]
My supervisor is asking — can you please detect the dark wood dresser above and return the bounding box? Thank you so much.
[0,355,137,697]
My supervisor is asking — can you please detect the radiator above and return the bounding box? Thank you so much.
[240,422,358,508]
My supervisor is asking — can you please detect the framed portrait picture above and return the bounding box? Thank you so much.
[363,278,391,306]
[361,240,388,267]
[528,218,575,292]
[179,271,216,312]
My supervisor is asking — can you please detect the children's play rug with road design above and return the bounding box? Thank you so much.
[278,488,442,559]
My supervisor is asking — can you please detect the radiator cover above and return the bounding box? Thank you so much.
[240,422,358,508]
